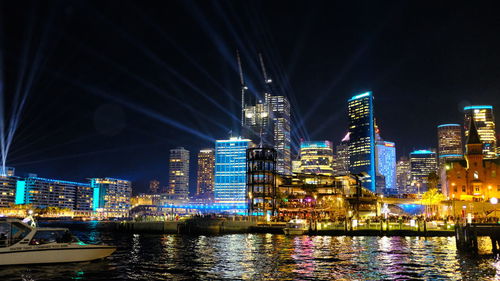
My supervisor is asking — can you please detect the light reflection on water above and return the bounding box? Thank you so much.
[0,221,498,280]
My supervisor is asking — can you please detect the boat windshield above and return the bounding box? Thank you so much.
[0,222,32,247]
[0,222,9,248]
[29,230,77,245]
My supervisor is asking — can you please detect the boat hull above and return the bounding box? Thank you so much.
[0,246,116,265]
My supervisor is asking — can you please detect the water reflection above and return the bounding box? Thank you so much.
[0,222,498,281]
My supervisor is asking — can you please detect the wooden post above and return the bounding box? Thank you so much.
[472,225,478,253]
[490,236,498,255]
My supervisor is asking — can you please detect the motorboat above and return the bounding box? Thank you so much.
[283,219,309,235]
[0,218,116,265]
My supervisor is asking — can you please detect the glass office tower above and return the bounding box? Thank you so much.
[409,150,437,194]
[464,105,497,159]
[437,124,463,166]
[348,91,376,192]
[196,149,215,198]
[168,147,190,200]
[375,140,397,194]
[214,138,253,204]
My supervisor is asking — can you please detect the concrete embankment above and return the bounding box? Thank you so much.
[116,218,258,234]
[116,219,454,236]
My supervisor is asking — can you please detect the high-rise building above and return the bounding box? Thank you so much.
[149,180,160,194]
[196,149,215,198]
[409,150,437,194]
[168,147,190,200]
[375,140,396,194]
[0,175,17,208]
[91,178,132,217]
[299,141,334,175]
[291,160,302,174]
[267,94,292,175]
[242,101,274,146]
[437,124,463,166]
[464,105,497,159]
[239,53,291,176]
[15,177,88,210]
[214,137,253,204]
[396,157,411,194]
[348,91,376,192]
[333,133,350,176]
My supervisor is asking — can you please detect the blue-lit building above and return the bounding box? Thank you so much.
[91,178,132,217]
[214,137,253,204]
[15,177,89,210]
[375,140,397,195]
[348,91,376,192]
[409,150,437,194]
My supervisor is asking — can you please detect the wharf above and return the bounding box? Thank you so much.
[456,223,500,254]
[117,219,455,237]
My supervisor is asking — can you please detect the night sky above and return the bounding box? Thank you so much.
[1,1,499,194]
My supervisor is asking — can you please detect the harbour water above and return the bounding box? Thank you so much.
[0,221,499,280]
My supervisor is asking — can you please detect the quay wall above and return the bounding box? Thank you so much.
[116,219,456,236]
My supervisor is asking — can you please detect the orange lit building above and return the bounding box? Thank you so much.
[444,120,500,201]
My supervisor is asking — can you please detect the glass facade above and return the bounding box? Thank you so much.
[242,94,291,176]
[299,141,334,175]
[196,149,215,198]
[375,141,396,194]
[348,91,376,192]
[464,105,497,159]
[91,178,132,217]
[409,150,437,194]
[333,133,350,176]
[437,124,463,166]
[214,138,252,204]
[17,177,89,210]
[396,157,411,194]
[0,175,17,207]
[168,147,190,200]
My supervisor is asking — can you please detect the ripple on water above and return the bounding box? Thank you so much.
[0,223,498,280]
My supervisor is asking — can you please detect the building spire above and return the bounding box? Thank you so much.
[467,118,481,145]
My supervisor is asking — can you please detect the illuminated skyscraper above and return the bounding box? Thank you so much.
[375,140,396,194]
[437,124,463,166]
[242,95,291,176]
[396,157,411,194]
[348,91,376,191]
[214,137,253,204]
[333,133,350,176]
[196,149,215,198]
[239,53,291,176]
[91,178,132,217]
[168,147,190,200]
[149,180,160,194]
[243,102,273,146]
[292,160,302,173]
[409,150,437,194]
[464,105,497,159]
[299,141,334,175]
[267,94,292,175]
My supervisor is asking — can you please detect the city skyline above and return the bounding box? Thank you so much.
[1,1,500,194]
